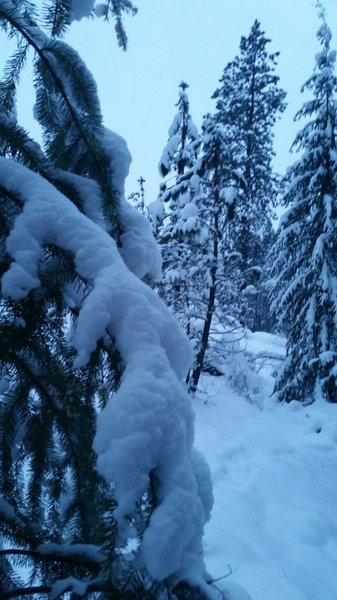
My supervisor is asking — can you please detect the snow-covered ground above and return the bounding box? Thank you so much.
[195,332,337,600]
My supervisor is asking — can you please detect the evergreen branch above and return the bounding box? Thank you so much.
[0,184,24,210]
[104,0,138,51]
[42,0,71,37]
[0,495,43,547]
[0,42,29,115]
[0,4,92,149]
[0,2,120,235]
[0,119,96,216]
[111,0,128,51]
[2,349,96,540]
[41,41,101,129]
[0,3,120,235]
[0,112,49,172]
[0,582,124,599]
[0,548,101,570]
[0,585,51,599]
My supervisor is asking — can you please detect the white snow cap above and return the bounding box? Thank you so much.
[101,128,162,279]
[70,0,95,22]
[148,197,165,225]
[102,127,132,196]
[118,197,162,280]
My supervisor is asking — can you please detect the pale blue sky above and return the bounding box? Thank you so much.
[2,0,337,202]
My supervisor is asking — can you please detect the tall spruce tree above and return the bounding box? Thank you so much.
[213,20,286,331]
[0,2,214,598]
[270,20,337,403]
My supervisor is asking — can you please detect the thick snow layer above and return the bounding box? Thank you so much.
[70,0,94,22]
[94,338,213,582]
[195,332,337,600]
[244,330,286,361]
[36,543,102,563]
[102,128,131,197]
[118,196,162,280]
[55,171,106,229]
[158,133,180,174]
[102,128,162,279]
[50,577,88,599]
[0,156,212,585]
[148,197,165,225]
[168,113,182,137]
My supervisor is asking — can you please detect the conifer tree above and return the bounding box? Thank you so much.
[154,93,243,391]
[0,2,214,598]
[270,19,337,403]
[185,115,243,392]
[158,81,199,179]
[129,175,147,215]
[152,82,200,337]
[213,20,286,330]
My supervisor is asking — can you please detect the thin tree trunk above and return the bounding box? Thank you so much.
[189,276,216,393]
[189,201,219,393]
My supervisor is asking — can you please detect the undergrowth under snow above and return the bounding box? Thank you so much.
[195,332,337,600]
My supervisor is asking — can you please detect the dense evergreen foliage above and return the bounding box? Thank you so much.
[1,3,337,599]
[213,20,286,331]
[0,3,122,595]
[153,19,337,404]
[154,23,285,391]
[152,82,200,336]
[0,2,213,598]
[153,87,246,392]
[270,20,337,403]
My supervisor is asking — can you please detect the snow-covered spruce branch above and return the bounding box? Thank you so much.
[0,2,123,232]
[0,3,94,150]
[0,582,122,600]
[0,547,102,571]
[0,114,50,175]
[0,184,24,211]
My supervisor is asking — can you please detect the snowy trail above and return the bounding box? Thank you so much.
[195,335,337,600]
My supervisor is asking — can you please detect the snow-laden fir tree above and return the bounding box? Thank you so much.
[270,19,337,404]
[213,20,286,331]
[153,95,244,392]
[0,2,214,598]
[158,81,199,179]
[150,82,200,339]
